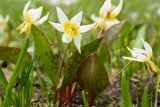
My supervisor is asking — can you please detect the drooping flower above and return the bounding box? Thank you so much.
[17,1,49,34]
[0,15,9,33]
[123,39,152,62]
[49,7,96,53]
[123,39,159,72]
[91,0,123,31]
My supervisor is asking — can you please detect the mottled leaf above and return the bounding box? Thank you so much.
[0,46,31,64]
[97,43,111,74]
[77,53,110,97]
[58,37,103,90]
[31,26,59,87]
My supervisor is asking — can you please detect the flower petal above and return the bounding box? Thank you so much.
[56,7,69,23]
[122,56,141,62]
[20,23,31,34]
[27,6,43,21]
[106,19,120,28]
[127,47,137,57]
[91,14,101,22]
[70,11,83,26]
[141,39,153,58]
[49,21,64,32]
[111,0,123,17]
[100,0,112,16]
[80,23,96,33]
[128,47,148,62]
[23,1,31,15]
[74,34,82,54]
[62,33,72,43]
[5,15,9,22]
[133,48,146,54]
[36,12,49,25]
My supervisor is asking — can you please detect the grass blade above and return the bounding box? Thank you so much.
[142,87,149,107]
[121,72,133,107]
[0,68,8,89]
[3,37,29,107]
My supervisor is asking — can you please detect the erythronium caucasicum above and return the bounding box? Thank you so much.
[49,7,96,53]
[91,0,123,31]
[123,39,159,72]
[0,15,9,33]
[17,1,49,34]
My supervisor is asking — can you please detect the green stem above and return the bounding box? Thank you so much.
[59,44,70,76]
[82,90,89,107]
[110,61,132,81]
[154,73,160,107]
[3,37,29,107]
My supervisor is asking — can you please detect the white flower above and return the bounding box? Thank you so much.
[91,0,123,30]
[0,15,9,33]
[123,39,153,62]
[49,7,96,53]
[17,1,49,34]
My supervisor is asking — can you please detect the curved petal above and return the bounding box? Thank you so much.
[80,23,96,33]
[127,47,137,57]
[56,7,69,23]
[27,6,43,21]
[133,48,146,54]
[111,0,123,17]
[49,21,64,32]
[100,0,112,16]
[91,14,101,22]
[128,47,148,62]
[62,33,72,43]
[23,1,31,15]
[141,39,153,58]
[74,34,82,54]
[70,11,83,26]
[122,56,141,62]
[36,12,49,25]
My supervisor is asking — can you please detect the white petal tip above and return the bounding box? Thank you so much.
[27,1,31,5]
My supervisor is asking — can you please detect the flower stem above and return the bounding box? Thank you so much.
[59,44,70,76]
[98,27,104,38]
[110,61,132,81]
[155,74,160,107]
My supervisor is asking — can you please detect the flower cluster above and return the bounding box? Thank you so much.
[15,0,159,73]
[16,0,124,53]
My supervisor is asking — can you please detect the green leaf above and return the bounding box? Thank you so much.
[134,25,147,48]
[97,43,111,74]
[142,87,148,107]
[0,68,8,89]
[121,72,132,107]
[58,37,103,90]
[0,46,31,64]
[77,53,110,97]
[31,26,59,87]
[3,37,29,107]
